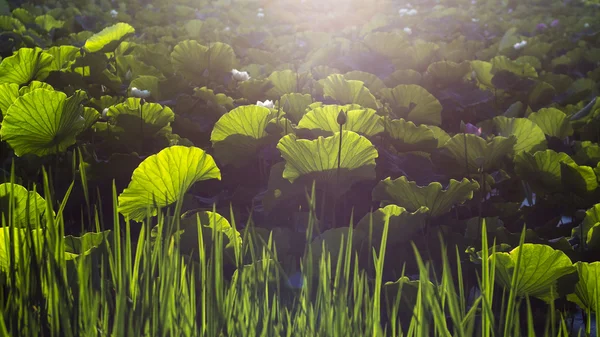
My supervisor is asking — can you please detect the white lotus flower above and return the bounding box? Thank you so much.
[471,18,480,22]
[256,100,274,109]
[130,87,151,99]
[110,9,118,18]
[257,12,265,18]
[406,9,418,15]
[102,108,109,119]
[584,23,590,28]
[231,69,251,82]
[399,8,408,15]
[403,27,412,35]
[513,40,527,50]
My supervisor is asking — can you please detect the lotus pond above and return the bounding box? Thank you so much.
[1,0,600,335]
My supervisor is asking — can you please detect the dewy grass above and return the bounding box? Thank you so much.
[0,170,598,336]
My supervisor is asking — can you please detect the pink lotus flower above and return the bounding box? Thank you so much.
[551,19,560,27]
[464,123,482,136]
[536,23,548,30]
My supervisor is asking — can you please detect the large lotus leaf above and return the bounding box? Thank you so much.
[128,75,160,99]
[320,74,379,109]
[493,116,547,154]
[384,276,433,314]
[355,205,429,247]
[0,89,86,157]
[439,134,516,173]
[0,47,53,85]
[118,146,221,222]
[425,61,470,87]
[379,84,442,126]
[18,81,53,95]
[528,108,573,139]
[560,161,598,196]
[372,176,479,217]
[470,60,494,89]
[178,211,241,261]
[0,15,25,31]
[210,105,277,168]
[514,150,574,195]
[116,55,165,80]
[193,86,234,110]
[567,262,600,312]
[238,78,274,103]
[0,183,47,227]
[491,56,538,78]
[266,70,312,97]
[587,224,600,250]
[276,131,378,195]
[202,42,237,75]
[262,162,308,214]
[103,98,174,147]
[490,244,577,303]
[573,141,600,167]
[384,69,422,88]
[63,230,111,260]
[429,125,451,147]
[45,45,79,71]
[81,107,100,130]
[528,82,556,107]
[311,227,364,265]
[280,93,313,123]
[0,83,18,118]
[363,32,408,59]
[83,22,135,53]
[297,105,383,137]
[573,204,600,246]
[343,70,386,93]
[383,118,440,152]
[171,40,237,81]
[0,227,43,272]
[34,14,64,32]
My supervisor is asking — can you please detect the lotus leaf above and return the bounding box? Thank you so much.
[490,244,577,303]
[384,69,422,87]
[372,176,479,217]
[438,134,517,173]
[363,32,407,59]
[297,105,383,137]
[355,205,429,247]
[63,230,111,260]
[320,74,379,109]
[280,93,313,123]
[424,61,470,87]
[34,14,64,32]
[0,15,25,31]
[470,60,494,89]
[493,116,547,154]
[491,56,538,78]
[573,141,600,167]
[266,70,312,98]
[0,83,18,118]
[210,105,278,168]
[276,131,378,196]
[567,262,600,312]
[118,146,221,222]
[514,150,577,195]
[262,162,307,214]
[560,161,598,195]
[0,183,47,227]
[45,45,79,71]
[0,89,86,157]
[0,47,53,85]
[528,108,573,139]
[238,78,274,103]
[528,82,556,107]
[383,118,440,152]
[382,84,442,126]
[128,75,160,99]
[171,40,237,81]
[18,80,53,95]
[0,227,43,272]
[83,22,135,53]
[343,70,386,93]
[179,211,241,255]
[193,86,234,110]
[311,227,363,265]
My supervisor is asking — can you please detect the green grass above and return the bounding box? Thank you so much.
[0,170,596,337]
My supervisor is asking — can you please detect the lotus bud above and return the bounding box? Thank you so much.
[102,108,109,119]
[231,69,251,82]
[256,99,274,109]
[110,9,118,18]
[337,109,347,126]
[130,87,151,99]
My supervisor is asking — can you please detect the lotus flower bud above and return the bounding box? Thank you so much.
[337,109,347,126]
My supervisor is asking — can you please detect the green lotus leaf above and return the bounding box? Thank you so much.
[528,108,573,139]
[262,162,307,214]
[438,134,516,173]
[0,47,53,85]
[106,98,174,136]
[491,55,538,78]
[356,205,429,247]
[343,70,386,93]
[280,93,313,123]
[493,116,547,154]
[193,86,234,110]
[171,40,237,81]
[560,161,598,195]
[266,70,312,98]
[567,262,600,312]
[63,230,111,260]
[514,150,574,195]
[497,27,520,52]
[528,82,557,107]
[428,125,451,147]
[364,32,407,59]
[89,95,125,111]
[129,75,160,99]
[586,224,600,249]
[311,227,364,265]
[383,118,440,152]
[118,146,221,222]
[81,107,100,130]
[311,65,340,81]
[384,69,423,88]
[0,183,47,227]
[11,8,34,24]
[320,74,379,109]
[116,55,165,80]
[178,211,241,261]
[0,83,18,118]
[238,78,274,103]
[470,60,494,89]
[297,105,383,137]
[424,61,470,87]
[0,89,86,157]
[44,45,80,71]
[0,227,43,272]
[573,141,600,167]
[34,14,64,32]
[490,244,577,303]
[516,56,542,71]
[379,84,442,126]
[0,15,25,31]
[184,19,203,37]
[276,131,378,195]
[211,105,277,168]
[372,176,479,217]
[400,42,440,71]
[83,22,135,53]
[384,276,433,315]
[18,80,53,95]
